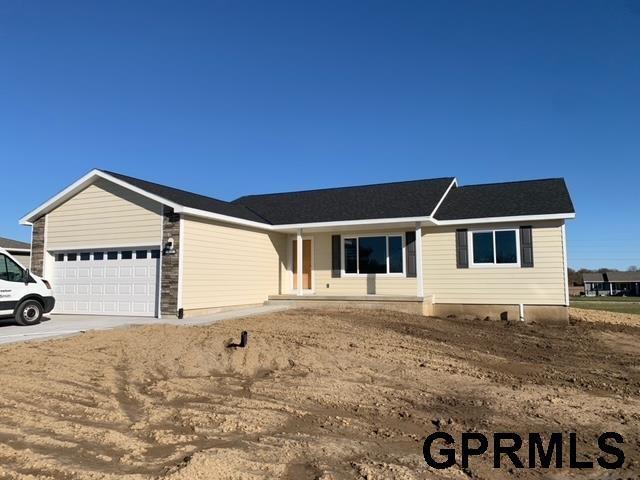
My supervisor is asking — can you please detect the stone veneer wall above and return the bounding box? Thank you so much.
[30,217,46,276]
[161,207,180,317]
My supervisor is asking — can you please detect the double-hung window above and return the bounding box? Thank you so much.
[469,229,519,266]
[343,235,404,275]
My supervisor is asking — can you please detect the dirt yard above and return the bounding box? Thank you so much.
[0,308,637,479]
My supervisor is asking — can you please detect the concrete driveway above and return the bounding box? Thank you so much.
[0,305,290,345]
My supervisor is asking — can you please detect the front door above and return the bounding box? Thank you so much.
[292,239,312,291]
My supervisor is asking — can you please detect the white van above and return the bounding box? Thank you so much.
[0,248,55,325]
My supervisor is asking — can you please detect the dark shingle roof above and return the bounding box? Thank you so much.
[101,170,269,224]
[434,178,575,221]
[98,171,574,225]
[604,271,640,282]
[583,273,604,283]
[0,236,30,250]
[583,272,640,283]
[232,178,455,225]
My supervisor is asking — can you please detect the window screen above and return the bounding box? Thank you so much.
[472,232,494,264]
[388,236,403,273]
[495,231,517,264]
[358,237,387,274]
[344,238,357,274]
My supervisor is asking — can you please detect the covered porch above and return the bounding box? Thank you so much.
[267,294,429,315]
[275,221,429,305]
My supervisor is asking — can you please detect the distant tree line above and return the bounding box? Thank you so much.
[568,266,639,286]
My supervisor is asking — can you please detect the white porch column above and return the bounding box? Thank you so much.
[415,222,424,298]
[296,229,303,295]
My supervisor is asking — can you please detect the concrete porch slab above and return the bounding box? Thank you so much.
[269,294,424,302]
[267,294,426,315]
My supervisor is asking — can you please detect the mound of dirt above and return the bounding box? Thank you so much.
[0,308,637,479]
[570,306,640,326]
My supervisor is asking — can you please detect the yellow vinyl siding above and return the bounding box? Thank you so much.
[310,231,418,296]
[423,220,566,305]
[182,217,287,310]
[46,179,162,250]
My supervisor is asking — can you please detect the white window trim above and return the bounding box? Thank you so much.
[340,233,406,278]
[468,228,521,268]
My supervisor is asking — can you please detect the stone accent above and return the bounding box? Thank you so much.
[160,207,181,317]
[30,217,46,276]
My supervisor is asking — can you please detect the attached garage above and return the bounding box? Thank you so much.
[21,171,172,318]
[50,248,161,316]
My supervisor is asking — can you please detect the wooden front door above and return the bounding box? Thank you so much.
[292,239,312,290]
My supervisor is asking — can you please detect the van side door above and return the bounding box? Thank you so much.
[0,254,30,316]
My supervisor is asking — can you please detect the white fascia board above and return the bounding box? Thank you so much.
[270,216,436,231]
[178,207,274,231]
[130,206,575,231]
[180,210,438,232]
[19,169,183,225]
[429,177,458,218]
[5,248,31,253]
[432,212,575,226]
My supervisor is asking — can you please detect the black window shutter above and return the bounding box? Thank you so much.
[331,235,341,277]
[405,231,417,277]
[456,229,469,268]
[520,226,534,268]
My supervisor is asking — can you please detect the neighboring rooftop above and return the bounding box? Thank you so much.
[584,272,640,283]
[0,236,30,250]
[433,178,575,221]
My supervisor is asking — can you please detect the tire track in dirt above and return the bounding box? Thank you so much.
[0,309,636,478]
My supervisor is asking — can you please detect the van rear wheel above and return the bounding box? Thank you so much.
[15,300,43,326]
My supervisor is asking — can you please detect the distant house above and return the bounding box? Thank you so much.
[583,271,640,296]
[0,236,31,268]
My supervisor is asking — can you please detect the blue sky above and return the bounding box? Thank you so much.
[1,0,638,269]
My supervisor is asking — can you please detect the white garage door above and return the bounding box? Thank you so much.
[51,248,160,317]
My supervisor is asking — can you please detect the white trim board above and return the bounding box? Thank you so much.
[177,216,185,310]
[561,223,570,307]
[429,178,458,217]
